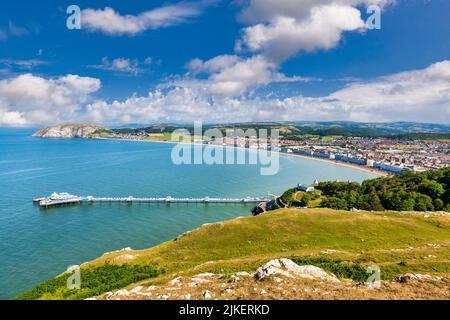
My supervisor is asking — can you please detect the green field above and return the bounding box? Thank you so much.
[17,208,450,300]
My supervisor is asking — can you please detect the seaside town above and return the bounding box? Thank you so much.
[102,128,450,175]
[205,136,450,174]
[279,136,450,174]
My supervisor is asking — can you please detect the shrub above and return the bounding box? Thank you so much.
[434,198,444,211]
[414,194,434,211]
[418,180,445,199]
[15,263,161,300]
[299,193,311,207]
[320,197,348,210]
[290,257,368,282]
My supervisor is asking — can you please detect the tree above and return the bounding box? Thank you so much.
[384,190,415,211]
[317,181,361,197]
[380,191,401,210]
[344,191,359,209]
[414,194,434,211]
[444,191,450,206]
[434,198,444,211]
[418,180,445,199]
[320,197,348,210]
[300,193,311,207]
[437,167,450,188]
[357,192,384,211]
[400,198,416,211]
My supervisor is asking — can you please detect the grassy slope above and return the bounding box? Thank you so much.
[19,208,450,299]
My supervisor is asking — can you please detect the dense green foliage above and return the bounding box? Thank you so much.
[15,263,161,300]
[281,188,302,207]
[316,167,450,212]
[290,257,368,282]
[281,188,321,208]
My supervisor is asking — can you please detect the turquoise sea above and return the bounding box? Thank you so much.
[0,128,377,299]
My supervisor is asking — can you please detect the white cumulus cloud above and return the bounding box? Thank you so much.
[1,1,446,127]
[81,60,450,125]
[236,0,394,62]
[81,1,210,35]
[238,5,365,62]
[89,57,153,75]
[184,54,310,96]
[0,74,100,125]
[181,0,394,98]
[1,61,448,126]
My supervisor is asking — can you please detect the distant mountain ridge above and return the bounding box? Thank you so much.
[108,121,450,139]
[290,121,450,135]
[115,121,450,134]
[33,121,450,140]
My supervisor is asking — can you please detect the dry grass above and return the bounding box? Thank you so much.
[99,273,450,300]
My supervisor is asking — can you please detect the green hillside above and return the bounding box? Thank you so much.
[17,208,450,300]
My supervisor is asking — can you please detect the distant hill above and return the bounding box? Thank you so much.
[289,121,450,136]
[33,124,108,139]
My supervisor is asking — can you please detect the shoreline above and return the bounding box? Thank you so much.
[281,152,389,177]
[93,136,389,177]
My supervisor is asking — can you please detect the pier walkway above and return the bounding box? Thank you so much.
[84,196,266,204]
[34,194,268,208]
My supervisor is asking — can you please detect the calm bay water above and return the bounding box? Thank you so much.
[0,128,376,299]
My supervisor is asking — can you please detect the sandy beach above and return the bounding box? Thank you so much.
[280,152,389,177]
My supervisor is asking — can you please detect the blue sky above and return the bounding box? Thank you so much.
[0,0,449,125]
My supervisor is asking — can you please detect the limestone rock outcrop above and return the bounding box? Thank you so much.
[33,124,107,139]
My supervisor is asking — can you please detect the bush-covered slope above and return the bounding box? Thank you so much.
[279,167,450,212]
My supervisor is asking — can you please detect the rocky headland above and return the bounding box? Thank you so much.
[32,124,108,139]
